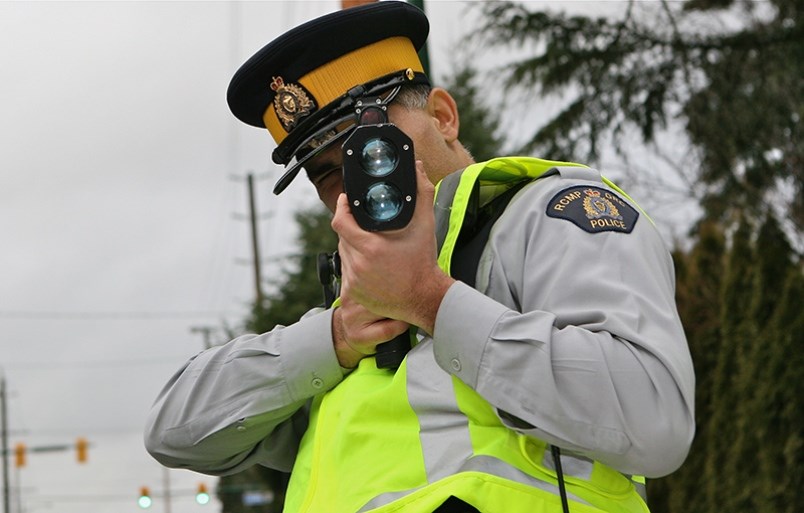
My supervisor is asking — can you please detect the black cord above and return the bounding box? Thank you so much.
[551,445,571,513]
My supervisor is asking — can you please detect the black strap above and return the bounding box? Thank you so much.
[451,180,529,287]
[432,496,481,513]
[551,445,571,513]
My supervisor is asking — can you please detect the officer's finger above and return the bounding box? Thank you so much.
[339,302,409,350]
[331,192,359,238]
[411,160,435,227]
[366,318,410,348]
[415,160,435,200]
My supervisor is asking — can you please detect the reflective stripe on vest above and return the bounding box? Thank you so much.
[284,157,649,513]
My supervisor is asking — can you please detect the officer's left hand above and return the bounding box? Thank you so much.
[331,161,455,334]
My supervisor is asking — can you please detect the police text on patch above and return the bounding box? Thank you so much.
[546,185,639,234]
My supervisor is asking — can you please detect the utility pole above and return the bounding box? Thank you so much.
[231,171,273,308]
[162,467,172,513]
[1,375,9,513]
[247,173,265,306]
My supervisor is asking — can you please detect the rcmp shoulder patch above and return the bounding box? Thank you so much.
[546,186,639,234]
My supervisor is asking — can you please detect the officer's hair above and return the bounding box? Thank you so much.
[392,83,473,159]
[392,84,432,110]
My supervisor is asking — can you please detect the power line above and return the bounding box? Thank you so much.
[29,487,207,504]
[0,310,239,321]
[9,426,143,436]
[7,356,194,371]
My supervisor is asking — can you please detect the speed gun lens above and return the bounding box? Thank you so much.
[342,123,416,232]
[365,183,403,221]
[361,138,398,177]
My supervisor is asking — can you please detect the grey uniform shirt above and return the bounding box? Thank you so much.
[144,166,695,479]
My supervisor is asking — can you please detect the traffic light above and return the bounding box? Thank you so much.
[14,443,25,468]
[195,483,210,505]
[138,486,152,509]
[76,437,88,463]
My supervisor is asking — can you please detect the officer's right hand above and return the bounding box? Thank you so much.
[332,295,409,369]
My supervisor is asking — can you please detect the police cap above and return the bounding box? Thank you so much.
[227,1,430,194]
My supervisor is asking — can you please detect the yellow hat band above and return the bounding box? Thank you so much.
[263,36,424,145]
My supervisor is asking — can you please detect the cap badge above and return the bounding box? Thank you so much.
[270,76,317,132]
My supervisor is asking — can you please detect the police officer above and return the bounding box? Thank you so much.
[145,3,695,512]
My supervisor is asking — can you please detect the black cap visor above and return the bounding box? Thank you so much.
[272,121,356,195]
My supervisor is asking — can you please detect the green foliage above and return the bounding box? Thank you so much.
[471,4,804,502]
[702,217,753,511]
[475,0,803,233]
[758,268,804,512]
[652,221,724,513]
[441,65,505,162]
[722,214,797,510]
[651,214,803,513]
[248,206,339,333]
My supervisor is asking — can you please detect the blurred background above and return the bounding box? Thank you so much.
[1,1,800,512]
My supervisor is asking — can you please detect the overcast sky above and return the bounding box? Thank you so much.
[0,2,697,512]
[0,2,483,511]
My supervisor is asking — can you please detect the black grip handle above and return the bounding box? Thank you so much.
[375,330,410,369]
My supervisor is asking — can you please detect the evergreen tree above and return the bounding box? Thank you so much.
[723,215,787,511]
[472,3,803,510]
[703,216,754,512]
[750,214,795,327]
[440,64,505,161]
[725,213,796,510]
[474,0,803,233]
[649,215,804,513]
[651,221,725,513]
[248,207,339,333]
[650,214,802,513]
[755,260,803,512]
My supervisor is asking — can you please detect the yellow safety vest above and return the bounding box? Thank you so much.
[284,157,649,513]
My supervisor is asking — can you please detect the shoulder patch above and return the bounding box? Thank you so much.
[546,186,639,234]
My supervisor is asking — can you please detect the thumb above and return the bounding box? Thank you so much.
[331,192,354,234]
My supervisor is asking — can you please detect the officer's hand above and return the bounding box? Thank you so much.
[331,161,455,334]
[332,295,409,369]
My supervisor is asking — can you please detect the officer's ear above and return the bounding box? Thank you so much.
[426,87,460,144]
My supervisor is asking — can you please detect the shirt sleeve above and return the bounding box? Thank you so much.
[144,307,346,475]
[431,173,696,478]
